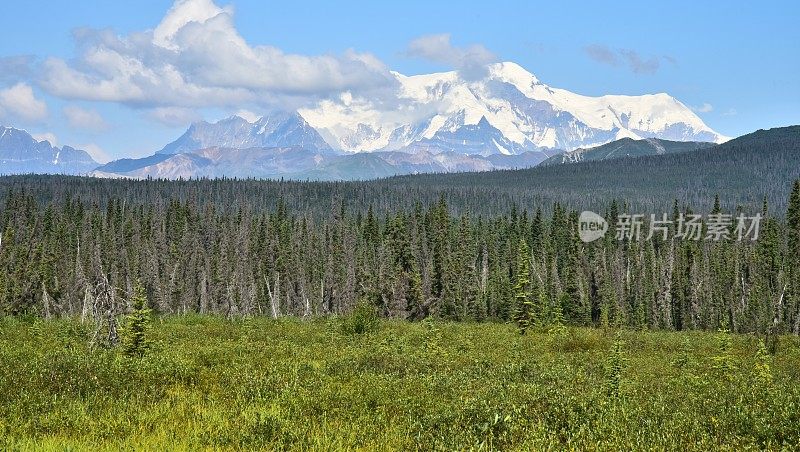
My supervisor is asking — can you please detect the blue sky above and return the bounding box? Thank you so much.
[0,0,797,162]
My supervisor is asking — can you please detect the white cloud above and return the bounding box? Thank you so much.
[63,105,109,131]
[78,143,112,164]
[28,132,109,164]
[690,103,714,113]
[235,109,260,123]
[146,106,202,127]
[32,132,58,147]
[0,83,48,122]
[153,0,233,50]
[39,0,396,110]
[405,34,497,80]
[723,108,737,116]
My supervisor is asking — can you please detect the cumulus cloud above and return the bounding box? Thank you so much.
[584,44,670,75]
[0,83,48,122]
[405,34,497,80]
[690,103,714,113]
[38,0,396,110]
[63,105,109,131]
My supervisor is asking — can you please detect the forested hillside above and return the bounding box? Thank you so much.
[2,126,797,218]
[0,126,798,334]
[539,137,714,165]
[1,178,799,336]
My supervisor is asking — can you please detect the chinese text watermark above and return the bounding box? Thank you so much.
[579,211,761,243]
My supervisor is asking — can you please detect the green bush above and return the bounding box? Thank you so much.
[341,299,379,335]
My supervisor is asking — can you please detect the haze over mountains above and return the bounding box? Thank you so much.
[1,62,731,180]
[0,126,98,175]
[6,126,798,217]
[540,138,715,165]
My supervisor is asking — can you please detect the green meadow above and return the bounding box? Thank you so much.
[1,317,799,450]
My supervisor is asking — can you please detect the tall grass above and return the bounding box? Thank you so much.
[1,316,799,450]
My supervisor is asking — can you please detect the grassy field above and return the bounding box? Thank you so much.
[1,316,799,450]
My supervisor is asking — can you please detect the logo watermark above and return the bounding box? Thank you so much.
[578,211,609,243]
[579,211,762,243]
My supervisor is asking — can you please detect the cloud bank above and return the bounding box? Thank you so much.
[38,0,397,113]
[0,83,48,122]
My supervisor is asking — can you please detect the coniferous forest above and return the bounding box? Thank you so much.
[1,171,799,336]
[2,127,800,449]
[2,0,799,447]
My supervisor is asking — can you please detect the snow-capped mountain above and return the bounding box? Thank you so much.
[300,61,727,153]
[0,126,98,175]
[91,61,726,180]
[91,147,553,181]
[145,61,725,160]
[158,111,331,155]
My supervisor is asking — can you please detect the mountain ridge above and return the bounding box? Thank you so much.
[540,137,716,165]
[0,126,98,175]
[0,61,731,178]
[300,62,727,153]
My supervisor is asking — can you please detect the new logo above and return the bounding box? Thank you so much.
[579,211,608,243]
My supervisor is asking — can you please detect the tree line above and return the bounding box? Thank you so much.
[1,178,798,337]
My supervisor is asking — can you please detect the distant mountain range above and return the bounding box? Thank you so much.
[0,61,732,180]
[5,126,797,218]
[540,138,715,165]
[0,127,97,175]
[298,62,726,153]
[91,145,554,181]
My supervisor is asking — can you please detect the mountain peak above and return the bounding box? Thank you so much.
[156,111,331,155]
[488,61,540,85]
[301,60,725,153]
[0,126,98,175]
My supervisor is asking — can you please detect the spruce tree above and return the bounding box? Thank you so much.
[122,282,152,358]
[513,239,534,334]
[786,180,800,334]
[788,180,800,260]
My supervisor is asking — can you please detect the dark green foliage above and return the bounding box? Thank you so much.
[0,179,798,336]
[788,180,800,256]
[540,137,715,165]
[122,283,151,357]
[342,299,379,335]
[0,127,798,337]
[513,239,534,333]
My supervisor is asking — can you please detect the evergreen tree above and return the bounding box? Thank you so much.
[512,239,534,334]
[788,180,800,260]
[122,282,152,357]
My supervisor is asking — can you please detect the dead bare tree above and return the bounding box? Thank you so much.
[265,272,280,319]
[86,248,122,349]
[89,270,121,348]
[41,283,53,320]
